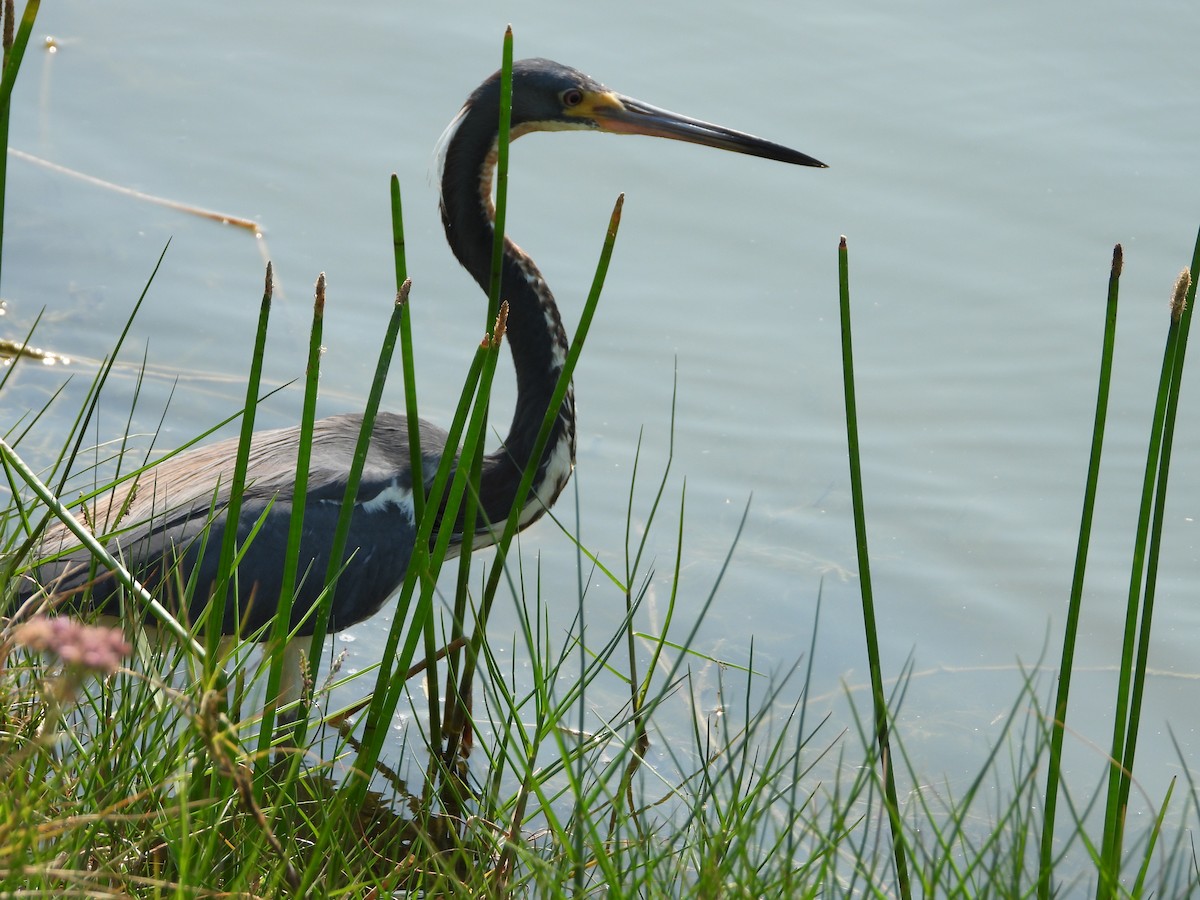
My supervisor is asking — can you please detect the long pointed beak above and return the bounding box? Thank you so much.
[589,93,827,168]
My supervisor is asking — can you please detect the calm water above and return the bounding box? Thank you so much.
[5,0,1199,848]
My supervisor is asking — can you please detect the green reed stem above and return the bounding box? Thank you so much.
[441,28,515,757]
[1095,275,1172,897]
[1037,244,1121,900]
[305,280,407,689]
[391,175,424,526]
[486,27,514,324]
[257,275,324,721]
[423,327,503,757]
[340,332,496,813]
[390,171,446,747]
[224,266,274,779]
[0,0,41,292]
[447,193,622,764]
[1121,251,1197,758]
[837,235,911,900]
[1099,245,1197,896]
[213,264,272,648]
[0,1,38,113]
[347,344,488,794]
[392,317,507,744]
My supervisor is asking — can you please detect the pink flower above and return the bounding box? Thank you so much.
[13,616,132,675]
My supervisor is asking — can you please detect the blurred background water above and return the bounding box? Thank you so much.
[3,0,1198,824]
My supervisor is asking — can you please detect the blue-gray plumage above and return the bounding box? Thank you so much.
[21,59,825,681]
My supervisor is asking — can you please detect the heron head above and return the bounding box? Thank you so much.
[467,58,828,168]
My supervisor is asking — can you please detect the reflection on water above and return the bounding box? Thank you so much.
[1,337,73,366]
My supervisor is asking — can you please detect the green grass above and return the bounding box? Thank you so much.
[3,7,1200,897]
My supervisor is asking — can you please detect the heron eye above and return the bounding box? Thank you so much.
[561,88,584,108]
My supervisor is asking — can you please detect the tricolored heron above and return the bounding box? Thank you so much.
[20,58,825,706]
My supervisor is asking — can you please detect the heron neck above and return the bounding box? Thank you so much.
[439,110,576,528]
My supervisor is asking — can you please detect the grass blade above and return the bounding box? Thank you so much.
[1037,244,1121,899]
[837,234,911,899]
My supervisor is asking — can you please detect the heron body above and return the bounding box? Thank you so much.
[22,59,825,652]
